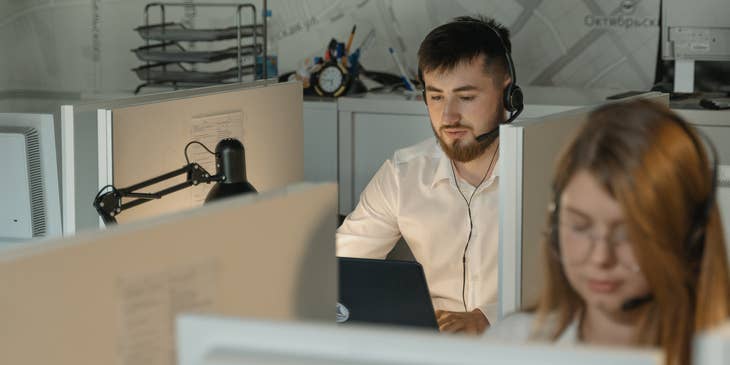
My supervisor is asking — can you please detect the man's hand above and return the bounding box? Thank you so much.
[435,309,489,335]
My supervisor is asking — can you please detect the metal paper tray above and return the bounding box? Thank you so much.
[132,42,261,63]
[135,22,264,42]
[133,63,255,83]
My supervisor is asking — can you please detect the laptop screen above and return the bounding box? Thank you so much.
[337,257,438,329]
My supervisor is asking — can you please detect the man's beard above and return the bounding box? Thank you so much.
[433,124,492,162]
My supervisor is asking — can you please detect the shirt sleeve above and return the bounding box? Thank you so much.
[478,302,500,327]
[336,159,401,259]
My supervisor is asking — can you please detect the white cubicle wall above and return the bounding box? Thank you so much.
[336,93,432,215]
[177,314,663,365]
[0,182,338,365]
[694,321,730,365]
[335,86,629,216]
[302,99,338,184]
[61,80,303,232]
[498,93,668,318]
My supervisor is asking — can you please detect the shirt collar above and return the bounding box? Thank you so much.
[431,146,453,189]
[430,145,501,189]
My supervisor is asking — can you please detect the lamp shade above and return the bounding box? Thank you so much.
[205,138,257,203]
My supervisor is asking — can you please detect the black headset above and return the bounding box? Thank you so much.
[550,112,718,274]
[419,19,524,141]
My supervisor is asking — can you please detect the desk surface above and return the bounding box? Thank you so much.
[336,86,632,114]
[674,108,730,127]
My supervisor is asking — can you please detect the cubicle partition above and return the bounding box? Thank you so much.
[61,81,303,232]
[498,92,668,318]
[0,182,337,365]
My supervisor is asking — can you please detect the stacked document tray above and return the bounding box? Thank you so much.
[133,63,255,84]
[132,2,264,94]
[133,42,261,63]
[135,23,263,42]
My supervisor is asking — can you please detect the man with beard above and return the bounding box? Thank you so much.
[336,15,522,335]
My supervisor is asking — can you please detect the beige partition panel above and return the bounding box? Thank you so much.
[0,182,337,365]
[519,107,599,307]
[63,80,285,233]
[503,93,669,312]
[111,81,303,224]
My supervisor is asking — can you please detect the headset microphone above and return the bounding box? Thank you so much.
[474,107,524,143]
[621,294,653,311]
[475,128,499,144]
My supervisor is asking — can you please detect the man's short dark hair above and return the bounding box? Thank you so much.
[418,15,511,82]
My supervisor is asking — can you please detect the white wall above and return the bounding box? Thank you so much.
[0,0,661,95]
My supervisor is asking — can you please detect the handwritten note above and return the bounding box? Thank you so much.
[188,111,246,206]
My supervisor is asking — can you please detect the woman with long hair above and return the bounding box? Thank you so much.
[487,99,730,365]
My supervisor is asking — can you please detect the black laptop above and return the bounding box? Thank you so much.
[337,257,438,330]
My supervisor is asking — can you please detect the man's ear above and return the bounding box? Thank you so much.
[502,74,512,88]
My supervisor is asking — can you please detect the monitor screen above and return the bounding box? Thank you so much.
[661,0,730,61]
[177,314,663,365]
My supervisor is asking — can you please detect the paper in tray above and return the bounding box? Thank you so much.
[132,42,261,63]
[133,63,256,83]
[135,22,264,42]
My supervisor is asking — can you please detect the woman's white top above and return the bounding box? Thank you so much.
[484,312,579,344]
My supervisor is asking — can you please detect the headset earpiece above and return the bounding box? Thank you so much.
[671,118,718,265]
[504,84,524,113]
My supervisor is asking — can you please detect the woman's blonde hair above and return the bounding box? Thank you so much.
[535,99,730,365]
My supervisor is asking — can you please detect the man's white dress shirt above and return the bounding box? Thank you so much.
[336,138,500,322]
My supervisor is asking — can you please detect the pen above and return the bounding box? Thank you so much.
[344,25,357,66]
[388,47,416,91]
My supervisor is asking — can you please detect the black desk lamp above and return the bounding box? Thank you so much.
[93,138,257,225]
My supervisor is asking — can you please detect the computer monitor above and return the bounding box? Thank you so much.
[661,0,730,92]
[0,182,337,365]
[693,321,730,365]
[0,113,61,244]
[177,314,663,365]
[498,93,667,318]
